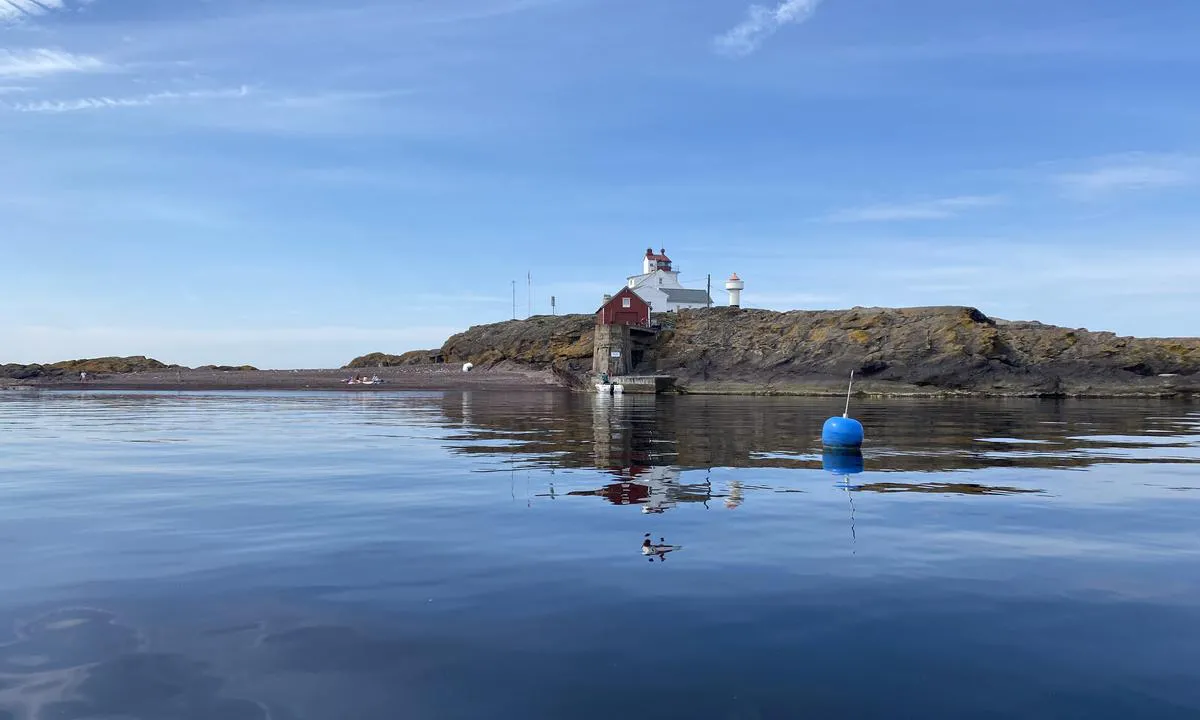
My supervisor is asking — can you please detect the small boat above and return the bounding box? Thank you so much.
[345,375,383,385]
[596,372,623,394]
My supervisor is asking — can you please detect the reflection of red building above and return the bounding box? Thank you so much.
[567,466,712,511]
[596,287,651,327]
[568,480,651,505]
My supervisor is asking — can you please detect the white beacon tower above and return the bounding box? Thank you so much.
[725,273,744,308]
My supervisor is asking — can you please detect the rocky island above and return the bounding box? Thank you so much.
[5,306,1198,397]
[349,306,1200,397]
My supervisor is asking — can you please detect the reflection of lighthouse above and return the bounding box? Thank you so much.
[725,273,744,308]
[461,391,474,426]
[725,479,744,509]
[640,466,683,514]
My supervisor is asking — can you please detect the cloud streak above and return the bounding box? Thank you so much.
[714,0,824,57]
[265,88,411,108]
[0,0,65,21]
[827,195,1004,222]
[0,49,107,79]
[1055,153,1197,198]
[9,85,252,113]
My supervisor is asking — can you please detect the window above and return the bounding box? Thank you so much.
[622,297,631,308]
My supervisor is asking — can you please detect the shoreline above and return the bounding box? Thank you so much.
[1,366,564,393]
[4,367,1197,398]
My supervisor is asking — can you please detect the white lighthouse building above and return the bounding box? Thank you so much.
[725,273,744,308]
[626,248,713,313]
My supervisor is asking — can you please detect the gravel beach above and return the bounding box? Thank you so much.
[2,366,564,392]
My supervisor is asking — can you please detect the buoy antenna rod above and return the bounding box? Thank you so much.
[843,370,855,418]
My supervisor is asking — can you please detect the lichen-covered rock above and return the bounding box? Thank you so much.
[657,307,1200,395]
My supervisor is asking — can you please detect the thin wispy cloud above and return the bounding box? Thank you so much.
[827,195,1004,222]
[266,88,410,109]
[715,0,825,57]
[0,0,64,21]
[1055,153,1197,199]
[9,85,251,113]
[0,49,107,79]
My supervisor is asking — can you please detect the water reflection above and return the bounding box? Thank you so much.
[2,391,1199,719]
[567,466,713,513]
[438,394,1199,507]
[725,479,744,509]
[822,448,865,476]
[439,392,1200,474]
[853,481,1041,495]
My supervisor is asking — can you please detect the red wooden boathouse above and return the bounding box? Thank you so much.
[596,287,650,327]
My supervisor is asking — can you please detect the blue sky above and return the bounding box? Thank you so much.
[2,0,1197,368]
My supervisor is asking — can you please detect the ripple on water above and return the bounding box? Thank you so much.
[39,653,268,720]
[0,609,139,675]
[0,607,269,720]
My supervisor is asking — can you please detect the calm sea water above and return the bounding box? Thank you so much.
[1,391,1198,720]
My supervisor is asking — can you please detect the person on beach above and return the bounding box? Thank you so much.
[80,372,87,383]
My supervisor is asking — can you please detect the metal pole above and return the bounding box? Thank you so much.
[707,274,712,307]
[512,280,516,320]
[527,272,531,318]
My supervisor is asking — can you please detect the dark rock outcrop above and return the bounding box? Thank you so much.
[1,357,261,382]
[360,306,1199,397]
[655,307,1199,395]
[197,365,260,372]
[51,356,176,374]
[1,356,179,380]
[0,364,49,380]
[440,314,595,373]
[344,350,440,369]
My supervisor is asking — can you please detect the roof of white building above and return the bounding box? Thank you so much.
[662,288,712,304]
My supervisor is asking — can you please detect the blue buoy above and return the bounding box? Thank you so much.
[822,448,864,475]
[821,370,865,449]
[822,416,864,448]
